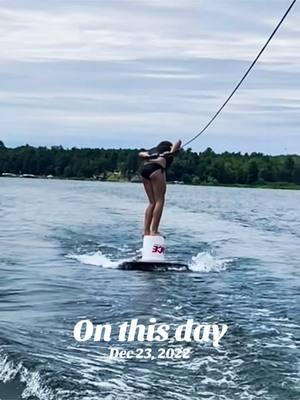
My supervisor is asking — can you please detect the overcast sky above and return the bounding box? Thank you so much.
[0,0,299,154]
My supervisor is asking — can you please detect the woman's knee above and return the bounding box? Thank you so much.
[154,198,164,207]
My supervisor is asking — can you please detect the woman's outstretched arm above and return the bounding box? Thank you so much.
[139,151,150,160]
[159,140,182,157]
[171,139,182,154]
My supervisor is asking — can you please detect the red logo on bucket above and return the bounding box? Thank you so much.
[152,245,165,254]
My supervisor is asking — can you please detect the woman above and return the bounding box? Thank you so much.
[139,139,182,236]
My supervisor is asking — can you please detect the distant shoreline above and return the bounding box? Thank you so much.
[1,144,299,189]
[1,175,299,190]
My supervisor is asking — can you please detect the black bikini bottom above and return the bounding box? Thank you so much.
[141,163,164,180]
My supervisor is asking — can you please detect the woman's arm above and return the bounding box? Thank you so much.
[138,151,151,160]
[159,140,182,157]
[171,139,182,154]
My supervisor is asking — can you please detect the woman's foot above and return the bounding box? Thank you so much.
[150,231,162,236]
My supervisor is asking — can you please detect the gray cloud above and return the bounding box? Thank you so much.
[0,0,299,153]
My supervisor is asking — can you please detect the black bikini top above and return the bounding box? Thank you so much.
[148,147,174,169]
[163,153,174,168]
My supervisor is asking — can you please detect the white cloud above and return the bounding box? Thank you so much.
[0,0,299,153]
[0,1,298,67]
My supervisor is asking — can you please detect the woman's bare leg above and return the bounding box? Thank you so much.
[150,170,166,235]
[142,178,155,235]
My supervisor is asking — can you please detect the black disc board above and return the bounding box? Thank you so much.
[119,260,190,272]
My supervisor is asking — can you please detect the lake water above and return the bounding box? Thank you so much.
[0,178,299,400]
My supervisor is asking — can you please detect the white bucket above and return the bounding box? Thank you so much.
[141,235,166,262]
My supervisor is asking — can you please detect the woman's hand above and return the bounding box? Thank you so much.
[172,140,182,153]
[139,151,151,160]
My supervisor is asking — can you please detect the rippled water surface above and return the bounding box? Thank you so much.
[0,178,299,400]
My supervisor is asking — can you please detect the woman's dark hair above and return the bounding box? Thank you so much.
[148,141,172,156]
[156,141,172,154]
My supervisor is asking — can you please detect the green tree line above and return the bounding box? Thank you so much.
[0,141,299,185]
